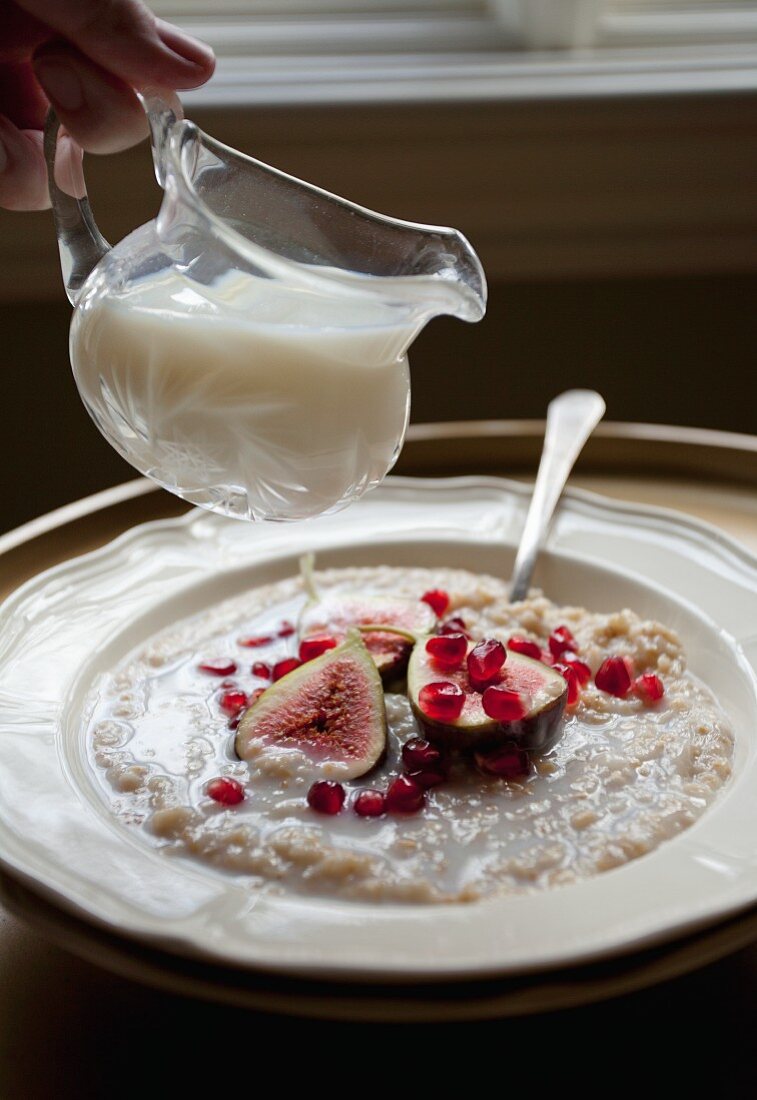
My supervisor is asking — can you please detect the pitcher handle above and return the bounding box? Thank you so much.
[44,91,185,304]
[138,89,184,189]
[43,108,110,306]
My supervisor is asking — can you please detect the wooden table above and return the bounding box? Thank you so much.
[1,421,756,1096]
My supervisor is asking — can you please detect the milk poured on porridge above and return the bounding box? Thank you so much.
[87,568,734,904]
[70,269,412,521]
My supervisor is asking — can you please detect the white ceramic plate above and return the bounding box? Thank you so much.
[1,476,756,982]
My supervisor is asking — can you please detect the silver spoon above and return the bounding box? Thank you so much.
[509,389,606,602]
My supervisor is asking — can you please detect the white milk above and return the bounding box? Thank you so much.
[69,268,413,521]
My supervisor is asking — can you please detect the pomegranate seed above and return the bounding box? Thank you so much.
[307,780,345,815]
[386,775,426,814]
[507,636,542,660]
[552,662,580,706]
[228,716,241,731]
[418,681,465,722]
[353,789,386,818]
[402,737,442,772]
[548,625,578,659]
[421,589,450,617]
[238,635,274,649]
[220,678,237,689]
[206,777,245,806]
[409,768,446,789]
[467,639,506,687]
[475,745,530,780]
[481,685,528,722]
[595,656,633,698]
[250,687,267,703]
[425,633,467,670]
[634,673,665,704]
[278,621,296,638]
[272,657,302,681]
[198,658,237,677]
[252,661,272,679]
[562,652,591,685]
[440,615,468,635]
[219,690,248,718]
[299,635,338,662]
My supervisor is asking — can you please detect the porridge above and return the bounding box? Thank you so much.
[87,566,734,904]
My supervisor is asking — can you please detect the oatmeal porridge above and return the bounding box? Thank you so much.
[87,566,734,904]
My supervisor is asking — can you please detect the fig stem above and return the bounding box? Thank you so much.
[299,553,319,601]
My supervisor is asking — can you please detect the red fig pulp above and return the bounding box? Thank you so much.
[235,633,386,780]
[408,637,567,753]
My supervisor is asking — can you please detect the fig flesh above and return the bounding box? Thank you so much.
[299,594,436,681]
[408,639,567,754]
[235,633,386,780]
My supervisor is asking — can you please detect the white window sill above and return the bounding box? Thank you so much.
[168,7,757,108]
[182,44,757,107]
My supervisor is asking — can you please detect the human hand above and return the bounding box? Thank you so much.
[0,0,215,210]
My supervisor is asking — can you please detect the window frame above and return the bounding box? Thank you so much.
[148,1,757,107]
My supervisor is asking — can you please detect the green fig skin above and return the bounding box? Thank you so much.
[408,640,568,754]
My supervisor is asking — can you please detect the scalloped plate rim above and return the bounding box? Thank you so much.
[0,475,756,983]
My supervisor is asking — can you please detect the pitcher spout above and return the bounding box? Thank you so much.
[146,100,487,326]
[370,224,487,328]
[399,225,487,324]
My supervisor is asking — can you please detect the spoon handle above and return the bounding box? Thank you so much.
[509,389,606,602]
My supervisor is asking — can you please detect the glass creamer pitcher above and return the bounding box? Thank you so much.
[46,95,486,522]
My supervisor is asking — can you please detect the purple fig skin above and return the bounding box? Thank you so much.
[408,642,568,754]
[413,692,567,754]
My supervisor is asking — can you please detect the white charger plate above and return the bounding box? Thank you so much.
[1,476,756,983]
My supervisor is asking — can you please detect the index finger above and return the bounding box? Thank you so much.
[16,0,215,89]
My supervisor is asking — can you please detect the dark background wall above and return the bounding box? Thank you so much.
[1,270,754,533]
[1,92,756,533]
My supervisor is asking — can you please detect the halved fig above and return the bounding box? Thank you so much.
[235,632,386,779]
[299,594,437,681]
[408,638,568,754]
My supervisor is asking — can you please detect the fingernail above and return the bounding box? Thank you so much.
[35,59,85,112]
[156,19,215,72]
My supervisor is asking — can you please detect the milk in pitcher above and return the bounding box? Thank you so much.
[70,267,413,521]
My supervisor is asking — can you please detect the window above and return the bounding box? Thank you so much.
[152,2,757,52]
[602,1,757,45]
[153,3,514,58]
[150,1,757,107]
